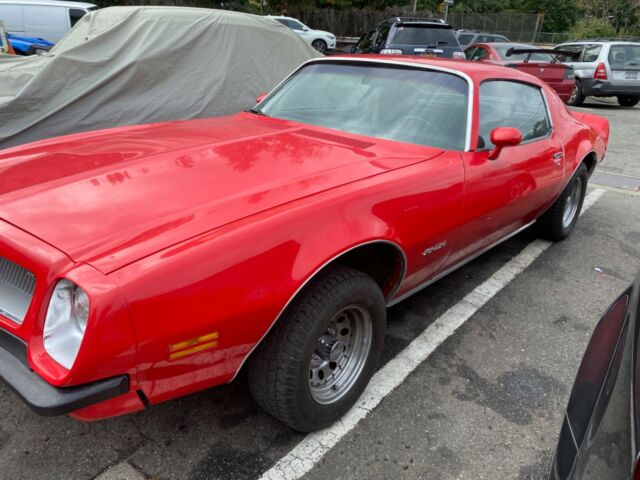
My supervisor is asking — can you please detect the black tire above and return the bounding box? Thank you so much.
[311,39,328,54]
[617,95,640,107]
[537,163,588,241]
[567,80,585,106]
[247,265,386,432]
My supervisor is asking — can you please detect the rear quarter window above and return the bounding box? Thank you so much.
[391,26,457,46]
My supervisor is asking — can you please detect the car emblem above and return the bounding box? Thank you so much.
[421,241,448,256]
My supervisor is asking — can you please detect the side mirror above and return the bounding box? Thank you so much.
[302,27,309,31]
[488,127,522,159]
[255,93,267,104]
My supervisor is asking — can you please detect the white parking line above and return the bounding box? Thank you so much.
[259,188,606,480]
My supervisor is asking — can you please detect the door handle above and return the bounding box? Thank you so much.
[552,152,563,159]
[552,151,563,165]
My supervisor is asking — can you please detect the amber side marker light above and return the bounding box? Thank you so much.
[168,331,219,361]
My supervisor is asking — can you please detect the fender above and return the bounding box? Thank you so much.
[110,154,464,404]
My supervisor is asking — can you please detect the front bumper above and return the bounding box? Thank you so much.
[0,328,129,416]
[581,78,640,97]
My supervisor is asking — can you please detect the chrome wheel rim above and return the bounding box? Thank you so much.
[312,40,326,53]
[569,84,578,104]
[309,305,372,405]
[562,177,583,228]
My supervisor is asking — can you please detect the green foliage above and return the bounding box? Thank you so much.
[569,17,617,38]
[522,0,579,32]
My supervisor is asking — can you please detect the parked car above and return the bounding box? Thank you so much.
[353,17,465,58]
[465,42,577,103]
[7,31,53,54]
[0,55,608,432]
[550,270,640,479]
[0,6,320,149]
[268,15,335,53]
[554,40,640,107]
[456,30,509,48]
[0,0,96,43]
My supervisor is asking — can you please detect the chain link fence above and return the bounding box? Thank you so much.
[96,2,546,43]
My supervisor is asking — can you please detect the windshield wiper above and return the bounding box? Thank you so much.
[248,108,270,117]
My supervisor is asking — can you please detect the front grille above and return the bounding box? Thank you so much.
[0,257,36,324]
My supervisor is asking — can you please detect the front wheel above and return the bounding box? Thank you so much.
[536,163,588,241]
[247,266,386,432]
[311,39,328,53]
[617,95,640,107]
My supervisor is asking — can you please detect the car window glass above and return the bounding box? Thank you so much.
[289,20,306,30]
[458,33,475,45]
[69,8,87,27]
[464,47,477,59]
[275,19,288,27]
[479,81,551,148]
[608,44,640,66]
[555,44,584,62]
[259,63,469,150]
[373,24,391,50]
[478,35,493,42]
[471,47,488,61]
[495,36,508,43]
[582,44,602,62]
[391,26,457,46]
[355,29,377,52]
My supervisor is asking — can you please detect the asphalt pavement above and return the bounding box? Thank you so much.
[0,98,639,480]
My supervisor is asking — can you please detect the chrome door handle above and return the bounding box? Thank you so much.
[552,152,563,159]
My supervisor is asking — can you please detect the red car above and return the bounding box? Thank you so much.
[465,42,577,103]
[0,56,608,432]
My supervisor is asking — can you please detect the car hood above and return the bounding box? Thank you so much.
[315,30,335,38]
[0,113,442,273]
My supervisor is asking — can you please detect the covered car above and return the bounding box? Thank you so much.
[0,6,320,149]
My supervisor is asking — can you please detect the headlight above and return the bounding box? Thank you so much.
[43,279,90,369]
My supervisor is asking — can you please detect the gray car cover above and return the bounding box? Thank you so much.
[0,6,320,149]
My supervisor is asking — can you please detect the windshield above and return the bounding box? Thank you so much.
[391,26,457,46]
[256,62,469,150]
[495,45,555,62]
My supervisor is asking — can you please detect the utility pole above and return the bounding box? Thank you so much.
[412,0,417,14]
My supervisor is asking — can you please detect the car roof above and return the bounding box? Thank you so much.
[315,55,548,86]
[0,0,95,7]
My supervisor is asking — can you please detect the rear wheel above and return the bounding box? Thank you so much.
[567,80,585,106]
[247,266,386,432]
[537,163,588,241]
[311,39,328,53]
[617,95,640,107]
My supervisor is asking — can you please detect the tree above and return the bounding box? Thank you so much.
[522,0,580,31]
[569,17,616,37]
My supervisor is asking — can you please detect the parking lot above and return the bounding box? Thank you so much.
[1,98,639,480]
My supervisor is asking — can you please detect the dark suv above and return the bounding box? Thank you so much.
[353,17,464,58]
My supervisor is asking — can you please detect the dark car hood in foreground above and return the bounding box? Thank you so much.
[0,113,442,273]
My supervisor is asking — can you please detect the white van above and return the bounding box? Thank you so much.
[0,0,96,43]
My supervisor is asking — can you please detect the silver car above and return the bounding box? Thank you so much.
[555,40,640,107]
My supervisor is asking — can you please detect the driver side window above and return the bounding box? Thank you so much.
[479,81,551,149]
